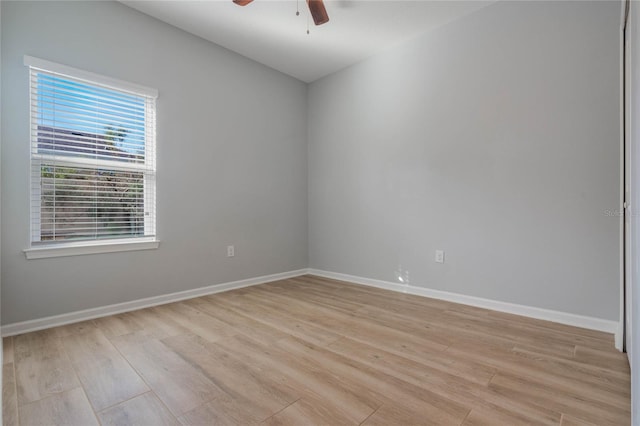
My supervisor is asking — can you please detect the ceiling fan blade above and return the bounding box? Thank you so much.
[307,0,329,25]
[233,0,254,6]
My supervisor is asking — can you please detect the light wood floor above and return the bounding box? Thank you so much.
[1,275,630,425]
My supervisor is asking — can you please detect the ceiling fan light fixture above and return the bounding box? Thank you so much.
[232,0,329,26]
[307,0,330,25]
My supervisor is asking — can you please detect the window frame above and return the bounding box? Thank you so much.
[23,56,160,259]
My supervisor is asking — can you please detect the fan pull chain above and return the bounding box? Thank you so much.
[296,0,300,16]
[307,15,310,34]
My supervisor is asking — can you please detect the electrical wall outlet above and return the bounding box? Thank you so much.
[227,245,235,257]
[435,250,444,263]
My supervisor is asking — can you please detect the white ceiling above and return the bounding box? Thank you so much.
[121,0,495,83]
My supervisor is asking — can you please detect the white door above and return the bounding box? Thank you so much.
[625,2,632,356]
[625,2,640,423]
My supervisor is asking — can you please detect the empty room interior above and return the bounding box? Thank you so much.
[1,0,639,424]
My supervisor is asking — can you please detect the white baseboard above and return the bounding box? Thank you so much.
[615,321,624,351]
[1,269,308,337]
[308,269,621,339]
[2,267,622,350]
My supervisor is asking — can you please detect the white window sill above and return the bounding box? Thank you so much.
[24,238,160,260]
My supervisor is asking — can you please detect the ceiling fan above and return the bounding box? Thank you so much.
[233,0,330,26]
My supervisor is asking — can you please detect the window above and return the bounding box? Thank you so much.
[25,56,158,258]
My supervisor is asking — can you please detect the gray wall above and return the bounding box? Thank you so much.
[0,0,623,325]
[308,1,621,320]
[1,1,308,324]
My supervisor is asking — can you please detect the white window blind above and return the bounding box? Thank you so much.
[26,56,157,245]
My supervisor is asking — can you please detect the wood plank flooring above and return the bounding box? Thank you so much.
[2,275,631,425]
